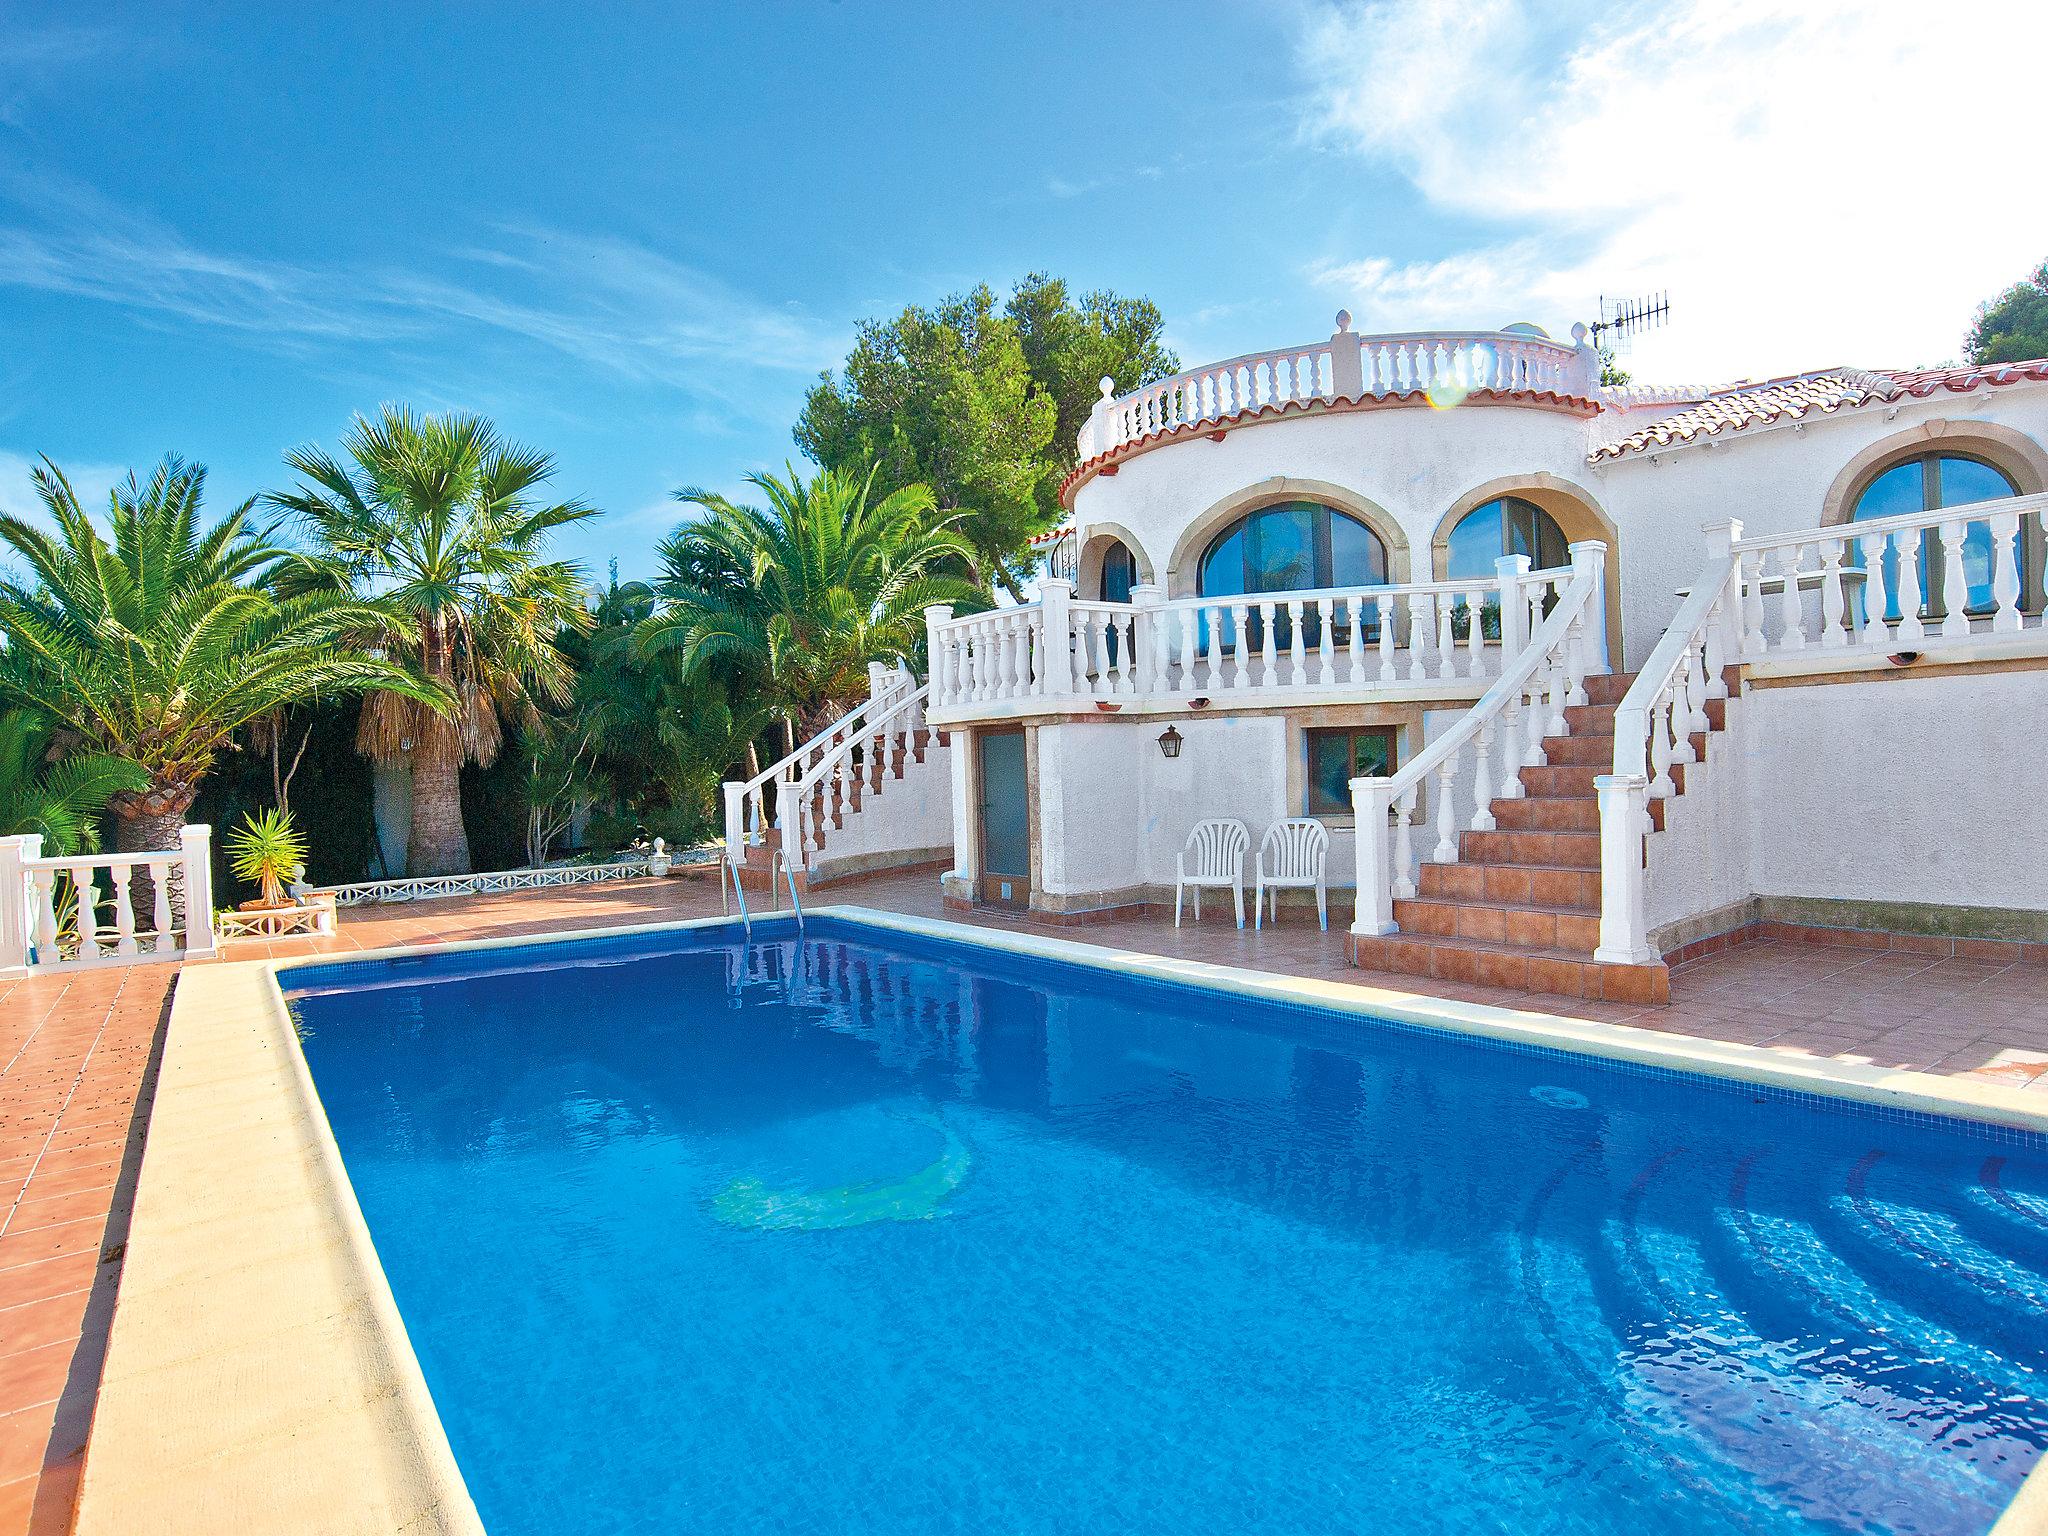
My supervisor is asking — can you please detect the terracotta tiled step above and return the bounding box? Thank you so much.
[1459,828,1601,869]
[1538,734,1615,766]
[1491,795,1599,833]
[1391,896,1601,952]
[1417,860,1600,910]
[1519,763,1601,797]
[1351,930,1669,1003]
[1583,671,1637,706]
[1562,703,1617,735]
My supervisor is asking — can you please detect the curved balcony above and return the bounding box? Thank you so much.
[1074,315,1604,466]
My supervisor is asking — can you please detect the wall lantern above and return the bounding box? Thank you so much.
[1157,726,1184,759]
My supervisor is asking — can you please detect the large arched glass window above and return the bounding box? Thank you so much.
[1197,501,1387,597]
[1850,452,2019,621]
[1444,496,1568,580]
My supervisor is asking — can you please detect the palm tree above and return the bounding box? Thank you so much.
[268,407,597,876]
[639,462,982,751]
[0,456,441,854]
[0,710,147,856]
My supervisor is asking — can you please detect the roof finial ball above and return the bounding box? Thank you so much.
[1335,309,1353,333]
[1098,375,1115,399]
[1571,321,1589,345]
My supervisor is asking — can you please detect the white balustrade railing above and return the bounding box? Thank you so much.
[775,678,934,873]
[1351,544,1609,936]
[1726,489,2047,661]
[0,825,216,976]
[927,562,1581,716]
[721,661,926,857]
[1078,315,1600,459]
[309,848,679,909]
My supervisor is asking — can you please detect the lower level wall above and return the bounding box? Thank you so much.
[1647,664,2048,943]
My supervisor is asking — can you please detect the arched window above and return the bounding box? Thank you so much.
[1850,452,2020,621]
[1444,496,1568,580]
[1197,501,1387,597]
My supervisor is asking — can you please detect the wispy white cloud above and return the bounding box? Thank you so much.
[1295,0,2048,380]
[0,161,846,408]
[1046,165,1162,200]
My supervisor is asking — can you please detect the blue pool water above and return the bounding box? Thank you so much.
[285,917,2048,1535]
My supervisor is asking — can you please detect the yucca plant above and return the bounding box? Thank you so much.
[227,806,308,908]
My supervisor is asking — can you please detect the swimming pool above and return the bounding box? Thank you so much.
[284,914,2048,1535]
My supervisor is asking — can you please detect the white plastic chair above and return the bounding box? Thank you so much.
[1255,819,1330,931]
[1175,819,1251,929]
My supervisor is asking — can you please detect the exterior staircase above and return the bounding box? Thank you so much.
[1351,670,1731,1003]
[735,724,949,893]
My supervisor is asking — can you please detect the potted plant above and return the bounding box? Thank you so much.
[227,807,308,911]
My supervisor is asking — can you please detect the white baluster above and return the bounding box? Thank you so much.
[32,867,59,961]
[1741,549,1768,655]
[1991,512,2023,635]
[1819,537,1848,648]
[1377,595,1397,681]
[1407,593,1430,680]
[109,864,137,956]
[1649,693,1676,798]
[1390,787,1418,899]
[1286,598,1306,687]
[1522,680,1547,768]
[69,864,99,960]
[1464,591,1485,677]
[1434,593,1455,679]
[1315,598,1334,686]
[151,859,175,953]
[1231,603,1252,690]
[1258,600,1278,687]
[1857,530,1892,648]
[1672,647,1700,764]
[1432,759,1459,862]
[1346,597,1365,684]
[1939,518,1970,638]
[1545,645,1568,738]
[1895,528,1926,643]
[1468,720,1497,831]
[1776,546,1806,650]
[1177,604,1198,691]
[1497,696,1526,799]
[1565,612,1589,707]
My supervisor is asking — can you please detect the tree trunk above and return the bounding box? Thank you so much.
[407,738,473,876]
[113,789,194,932]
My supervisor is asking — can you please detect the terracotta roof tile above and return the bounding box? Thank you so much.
[1589,359,2048,462]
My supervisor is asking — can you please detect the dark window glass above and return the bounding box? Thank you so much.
[1444,496,1567,580]
[1099,542,1138,604]
[1306,727,1397,815]
[1197,502,1387,651]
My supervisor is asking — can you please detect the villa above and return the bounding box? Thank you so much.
[728,314,2048,1002]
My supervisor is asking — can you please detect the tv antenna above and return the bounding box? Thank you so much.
[1590,291,1670,351]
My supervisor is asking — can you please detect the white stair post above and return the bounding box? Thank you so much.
[1349,776,1397,937]
[179,824,217,958]
[722,781,747,858]
[1038,578,1075,697]
[1569,540,1610,673]
[1329,311,1365,399]
[1592,775,1655,965]
[924,605,955,707]
[1494,554,1531,666]
[0,835,34,977]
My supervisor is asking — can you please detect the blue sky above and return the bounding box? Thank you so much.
[3,1,2044,578]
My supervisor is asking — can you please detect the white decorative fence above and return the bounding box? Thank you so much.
[1349,545,1608,935]
[927,560,1586,716]
[309,847,675,909]
[722,662,935,872]
[1078,316,1600,458]
[0,826,216,976]
[1595,491,2048,965]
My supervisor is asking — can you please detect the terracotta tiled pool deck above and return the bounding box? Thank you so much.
[5,870,2048,1534]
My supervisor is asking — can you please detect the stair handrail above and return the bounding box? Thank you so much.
[777,680,934,876]
[721,671,925,855]
[1350,542,1607,938]
[1594,519,1744,965]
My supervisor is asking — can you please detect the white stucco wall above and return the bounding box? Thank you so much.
[1642,695,1757,932]
[1742,670,2048,911]
[811,743,954,879]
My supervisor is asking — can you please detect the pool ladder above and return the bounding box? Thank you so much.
[719,848,805,935]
